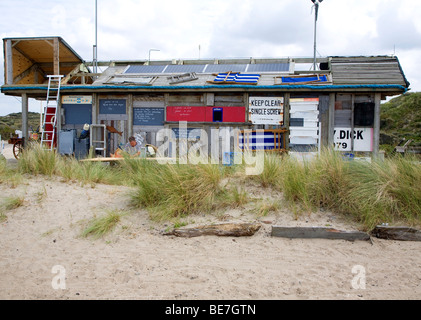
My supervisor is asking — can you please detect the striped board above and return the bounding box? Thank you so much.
[238,131,284,150]
[210,72,261,84]
[289,98,320,152]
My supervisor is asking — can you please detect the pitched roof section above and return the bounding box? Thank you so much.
[330,56,410,87]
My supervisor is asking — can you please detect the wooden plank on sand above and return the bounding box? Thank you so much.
[371,225,421,241]
[164,223,261,238]
[271,226,370,241]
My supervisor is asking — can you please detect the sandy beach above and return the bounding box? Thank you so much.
[1,142,421,300]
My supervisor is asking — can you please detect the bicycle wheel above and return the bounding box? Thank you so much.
[13,141,24,159]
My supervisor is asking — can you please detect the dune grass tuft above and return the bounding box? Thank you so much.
[81,210,126,239]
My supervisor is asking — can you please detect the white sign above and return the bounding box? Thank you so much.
[249,97,284,125]
[62,96,92,104]
[333,127,373,152]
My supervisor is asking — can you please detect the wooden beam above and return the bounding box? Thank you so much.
[127,94,133,138]
[319,95,330,147]
[371,225,421,241]
[283,93,290,150]
[351,94,355,151]
[373,93,381,158]
[271,226,370,241]
[53,38,60,75]
[60,64,82,84]
[165,223,261,238]
[328,93,335,146]
[22,93,29,147]
[13,64,38,83]
[5,39,13,85]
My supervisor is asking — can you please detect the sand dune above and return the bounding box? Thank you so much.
[1,142,421,300]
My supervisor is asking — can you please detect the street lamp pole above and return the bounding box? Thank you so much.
[311,0,323,71]
[148,49,160,64]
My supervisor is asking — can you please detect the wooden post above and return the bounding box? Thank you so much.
[5,39,13,85]
[53,38,60,75]
[92,93,98,125]
[283,93,290,150]
[318,95,330,148]
[350,94,355,152]
[271,226,370,241]
[127,94,133,138]
[56,94,62,148]
[373,93,381,158]
[328,93,335,147]
[22,93,28,147]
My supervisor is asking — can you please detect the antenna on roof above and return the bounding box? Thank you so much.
[93,0,98,75]
[311,0,323,71]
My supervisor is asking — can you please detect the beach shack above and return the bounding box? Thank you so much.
[1,36,410,160]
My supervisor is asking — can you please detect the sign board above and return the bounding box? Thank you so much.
[167,106,206,122]
[99,99,126,114]
[62,96,92,104]
[249,97,284,125]
[172,128,201,139]
[62,104,92,125]
[166,106,245,123]
[61,96,92,125]
[133,108,164,126]
[333,127,373,152]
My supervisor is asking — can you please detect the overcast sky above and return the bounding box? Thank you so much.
[1,0,421,116]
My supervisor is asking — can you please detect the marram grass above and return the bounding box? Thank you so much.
[81,210,126,239]
[256,149,421,230]
[8,144,421,229]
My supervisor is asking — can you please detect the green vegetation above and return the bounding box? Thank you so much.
[0,196,25,223]
[263,150,421,230]
[0,112,41,140]
[1,141,420,231]
[127,159,225,222]
[81,210,126,239]
[381,92,421,147]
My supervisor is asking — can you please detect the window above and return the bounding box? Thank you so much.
[354,102,374,126]
[213,108,223,122]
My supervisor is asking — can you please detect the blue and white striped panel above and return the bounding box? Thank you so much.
[238,132,280,150]
[213,73,260,84]
[234,74,260,84]
[213,73,237,82]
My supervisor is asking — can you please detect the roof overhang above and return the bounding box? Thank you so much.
[3,36,88,85]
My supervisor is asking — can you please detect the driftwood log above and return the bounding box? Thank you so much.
[271,226,371,241]
[164,223,261,238]
[371,225,421,241]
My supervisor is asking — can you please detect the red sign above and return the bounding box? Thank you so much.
[166,106,206,122]
[166,106,245,123]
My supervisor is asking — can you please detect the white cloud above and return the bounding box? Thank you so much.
[0,0,420,115]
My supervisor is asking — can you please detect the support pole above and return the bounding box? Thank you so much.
[373,93,381,159]
[22,93,28,147]
[53,38,60,75]
[328,93,335,147]
[5,39,13,85]
[313,4,318,71]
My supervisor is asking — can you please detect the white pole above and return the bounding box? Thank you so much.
[93,0,98,74]
[313,3,318,71]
